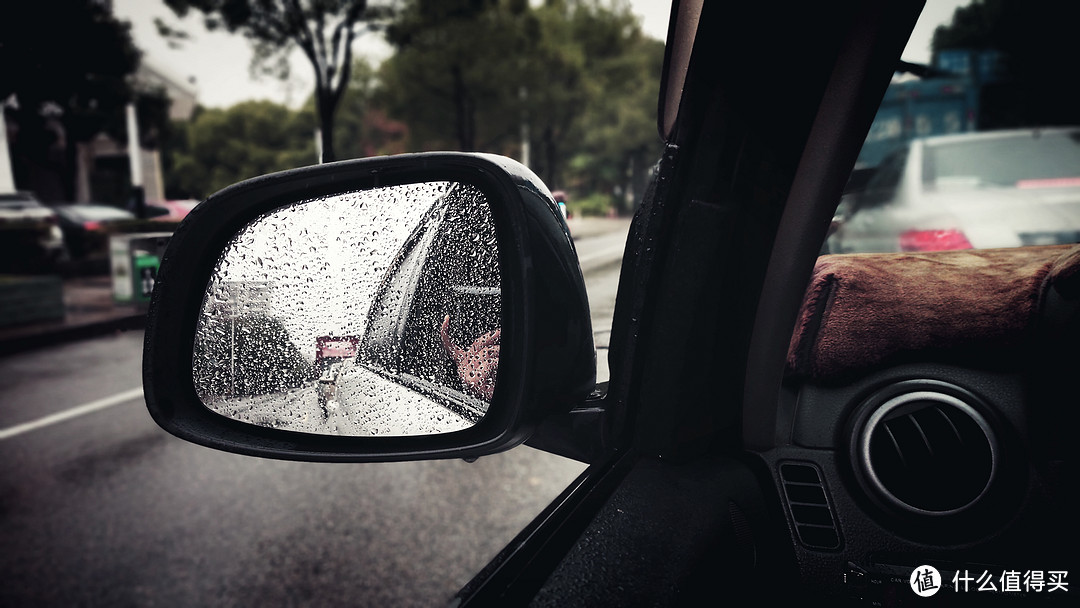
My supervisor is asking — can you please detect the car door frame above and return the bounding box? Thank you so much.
[454,0,926,604]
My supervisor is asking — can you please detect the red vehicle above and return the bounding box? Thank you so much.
[148,199,200,222]
[315,335,360,362]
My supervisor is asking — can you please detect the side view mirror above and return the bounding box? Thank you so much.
[144,153,595,462]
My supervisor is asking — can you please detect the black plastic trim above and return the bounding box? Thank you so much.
[453,448,636,607]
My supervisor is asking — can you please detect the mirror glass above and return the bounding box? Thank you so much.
[192,182,501,437]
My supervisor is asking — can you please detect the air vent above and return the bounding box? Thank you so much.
[779,462,841,550]
[855,390,997,517]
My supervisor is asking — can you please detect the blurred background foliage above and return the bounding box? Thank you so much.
[163,101,317,199]
[0,0,161,202]
[160,0,665,216]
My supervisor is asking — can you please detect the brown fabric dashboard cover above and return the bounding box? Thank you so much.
[787,245,1078,381]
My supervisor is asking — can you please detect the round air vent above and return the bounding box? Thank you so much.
[853,389,998,517]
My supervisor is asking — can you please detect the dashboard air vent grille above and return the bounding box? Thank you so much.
[857,390,996,516]
[779,462,841,550]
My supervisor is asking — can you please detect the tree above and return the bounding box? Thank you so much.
[163,0,392,163]
[312,58,409,160]
[931,0,1080,128]
[517,0,587,188]
[194,312,313,398]
[0,0,142,201]
[379,0,535,152]
[375,0,663,211]
[163,101,315,199]
[555,0,664,212]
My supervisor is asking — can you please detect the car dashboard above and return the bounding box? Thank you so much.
[760,244,1078,605]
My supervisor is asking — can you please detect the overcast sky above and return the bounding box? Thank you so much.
[112,0,969,110]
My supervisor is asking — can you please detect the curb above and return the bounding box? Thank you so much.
[0,314,146,358]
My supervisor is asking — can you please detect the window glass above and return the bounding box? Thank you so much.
[799,1,1080,386]
[828,2,1080,255]
[857,146,909,209]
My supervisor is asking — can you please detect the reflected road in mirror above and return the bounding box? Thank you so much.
[192,182,502,436]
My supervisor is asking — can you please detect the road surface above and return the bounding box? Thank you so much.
[0,218,630,607]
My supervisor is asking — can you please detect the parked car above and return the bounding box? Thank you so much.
[830,128,1080,253]
[50,203,135,259]
[143,1,1076,606]
[148,199,199,222]
[0,191,66,271]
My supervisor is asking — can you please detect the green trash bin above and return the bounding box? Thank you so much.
[132,249,160,307]
[110,233,171,306]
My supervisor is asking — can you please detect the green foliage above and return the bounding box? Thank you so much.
[570,193,614,217]
[0,0,150,201]
[555,0,665,213]
[319,59,410,160]
[158,0,665,211]
[378,0,535,152]
[0,0,139,139]
[163,101,316,199]
[375,0,664,213]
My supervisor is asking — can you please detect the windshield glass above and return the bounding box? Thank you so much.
[828,3,1080,257]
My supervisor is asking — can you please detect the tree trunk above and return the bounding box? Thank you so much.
[318,91,337,163]
[543,125,559,188]
[630,151,653,212]
[451,65,475,150]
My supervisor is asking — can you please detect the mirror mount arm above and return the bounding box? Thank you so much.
[525,384,610,463]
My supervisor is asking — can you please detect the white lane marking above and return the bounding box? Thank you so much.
[0,387,144,440]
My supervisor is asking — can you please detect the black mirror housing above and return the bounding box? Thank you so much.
[143,153,595,462]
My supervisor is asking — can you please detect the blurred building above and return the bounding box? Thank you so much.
[138,60,199,122]
[857,49,1014,170]
[75,58,198,205]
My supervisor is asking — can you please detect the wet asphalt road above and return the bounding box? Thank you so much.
[0,220,629,607]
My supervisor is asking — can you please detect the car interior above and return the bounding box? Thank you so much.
[480,1,1076,605]
[772,243,1077,602]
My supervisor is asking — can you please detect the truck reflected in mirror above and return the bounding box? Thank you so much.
[191,181,502,437]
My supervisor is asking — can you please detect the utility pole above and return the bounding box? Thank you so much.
[0,105,15,194]
[126,103,146,218]
[230,287,238,396]
[519,86,530,168]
